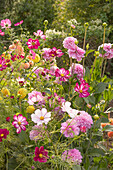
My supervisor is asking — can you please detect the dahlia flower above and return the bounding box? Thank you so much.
[0,129,9,142]
[69,63,85,79]
[63,37,77,50]
[98,43,113,59]
[33,146,49,162]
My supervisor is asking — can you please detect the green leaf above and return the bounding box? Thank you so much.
[103,90,109,101]
[85,49,94,57]
[102,125,113,131]
[72,165,81,170]
[88,148,105,156]
[95,82,107,93]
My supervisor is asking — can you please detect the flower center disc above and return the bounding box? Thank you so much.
[0,134,4,137]
[61,73,64,77]
[18,121,21,125]
[39,153,43,158]
[79,90,83,93]
[40,116,44,120]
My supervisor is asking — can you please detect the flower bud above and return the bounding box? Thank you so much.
[84,22,89,28]
[44,20,48,26]
[93,114,99,120]
[103,22,107,27]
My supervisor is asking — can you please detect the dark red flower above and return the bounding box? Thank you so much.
[0,129,9,142]
[33,146,49,162]
[6,117,10,122]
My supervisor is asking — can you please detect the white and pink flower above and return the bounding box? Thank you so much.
[55,68,70,82]
[33,30,46,40]
[1,19,11,29]
[28,91,44,105]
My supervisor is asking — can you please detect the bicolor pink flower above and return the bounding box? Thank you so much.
[33,30,46,40]
[74,80,90,98]
[49,47,64,58]
[31,108,51,125]
[98,43,113,59]
[42,48,51,60]
[26,38,40,49]
[60,119,80,138]
[33,146,49,162]
[68,46,85,62]
[62,148,82,165]
[73,111,93,130]
[30,125,45,141]
[0,29,5,36]
[29,50,36,59]
[1,19,11,29]
[49,65,58,76]
[69,63,85,79]
[14,20,23,26]
[12,114,28,134]
[55,68,70,82]
[0,56,7,71]
[63,37,77,49]
[0,129,9,142]
[28,91,44,105]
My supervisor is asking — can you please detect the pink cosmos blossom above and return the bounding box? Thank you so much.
[74,80,90,98]
[33,30,46,40]
[60,119,80,138]
[12,114,28,134]
[49,47,64,58]
[33,146,49,162]
[98,43,113,59]
[0,129,9,142]
[0,19,11,29]
[69,63,85,79]
[68,46,85,62]
[31,108,51,125]
[26,38,40,49]
[49,65,58,76]
[0,29,5,36]
[55,68,70,82]
[42,48,51,60]
[30,125,45,141]
[14,20,23,26]
[29,50,36,59]
[73,111,93,130]
[0,56,7,71]
[62,148,82,165]
[63,37,77,49]
[28,91,44,105]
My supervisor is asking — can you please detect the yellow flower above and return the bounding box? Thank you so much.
[17,88,27,99]
[1,88,10,96]
[0,96,3,100]
[2,52,11,60]
[26,106,35,113]
[32,54,40,63]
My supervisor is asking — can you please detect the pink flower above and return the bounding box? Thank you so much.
[63,37,77,49]
[74,80,90,98]
[1,19,11,29]
[29,50,36,59]
[49,47,64,58]
[33,30,46,40]
[33,146,49,162]
[14,20,23,26]
[28,91,44,105]
[55,68,70,82]
[12,114,28,134]
[0,129,9,142]
[80,126,86,133]
[98,43,113,59]
[68,46,85,62]
[73,111,93,130]
[69,63,85,79]
[6,117,10,122]
[0,56,7,71]
[62,148,82,165]
[26,38,40,49]
[60,119,80,138]
[31,108,51,125]
[30,125,45,141]
[0,29,5,36]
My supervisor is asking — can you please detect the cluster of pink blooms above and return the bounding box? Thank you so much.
[42,47,63,61]
[69,63,85,79]
[0,129,9,142]
[74,79,90,98]
[62,148,82,165]
[98,43,113,59]
[63,37,85,62]
[55,68,70,82]
[14,20,23,26]
[33,146,49,162]
[30,125,46,141]
[26,38,40,49]
[12,114,28,134]
[0,29,5,36]
[33,30,46,40]
[0,19,11,29]
[28,91,44,105]
[0,56,7,71]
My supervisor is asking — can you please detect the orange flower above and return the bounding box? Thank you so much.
[109,118,113,125]
[107,131,113,138]
[101,123,110,128]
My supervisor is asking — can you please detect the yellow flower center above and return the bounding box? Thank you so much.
[79,90,83,93]
[32,42,35,46]
[39,154,43,158]
[0,134,4,137]
[18,121,21,125]
[40,116,44,120]
[0,64,2,67]
[61,74,64,77]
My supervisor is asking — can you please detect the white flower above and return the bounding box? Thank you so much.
[31,108,51,125]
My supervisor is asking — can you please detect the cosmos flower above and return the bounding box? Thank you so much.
[1,19,11,29]
[0,129,9,142]
[26,38,40,49]
[33,146,49,162]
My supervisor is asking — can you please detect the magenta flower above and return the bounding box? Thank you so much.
[55,68,70,82]
[49,47,64,58]
[26,38,40,49]
[33,30,46,40]
[1,19,11,29]
[12,114,28,134]
[60,119,80,138]
[0,29,5,36]
[69,63,85,79]
[28,91,44,105]
[63,37,77,49]
[62,148,82,165]
[74,80,90,98]
[0,56,7,71]
[33,146,49,162]
[6,117,10,122]
[0,129,9,142]
[80,126,86,133]
[14,20,23,26]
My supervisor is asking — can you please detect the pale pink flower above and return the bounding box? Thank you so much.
[26,38,40,49]
[1,19,11,29]
[29,125,45,141]
[12,114,28,134]
[69,63,85,79]
[28,91,44,105]
[62,149,82,165]
[55,68,70,82]
[31,108,51,125]
[63,37,77,49]
[33,30,46,40]
[98,43,113,59]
